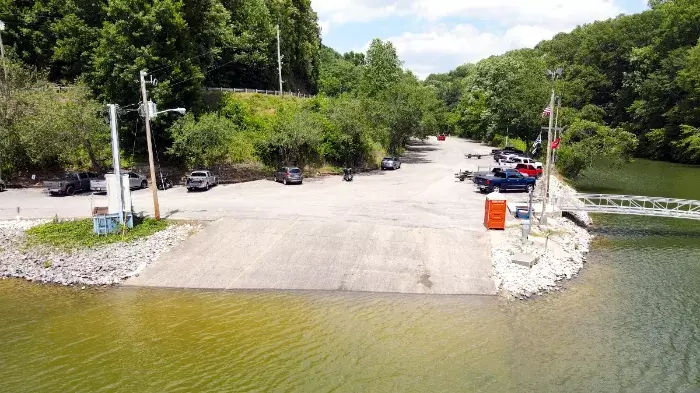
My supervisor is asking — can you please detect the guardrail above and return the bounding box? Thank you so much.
[204,87,313,98]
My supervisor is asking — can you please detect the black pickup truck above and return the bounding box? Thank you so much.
[44,172,97,196]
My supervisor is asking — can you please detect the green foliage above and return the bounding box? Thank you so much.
[430,0,700,164]
[318,46,362,96]
[168,113,240,167]
[361,39,402,97]
[557,120,638,178]
[0,63,111,175]
[25,218,169,251]
[490,135,527,152]
[673,125,700,162]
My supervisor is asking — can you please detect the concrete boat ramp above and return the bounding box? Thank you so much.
[126,217,495,295]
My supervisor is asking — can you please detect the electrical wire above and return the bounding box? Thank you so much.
[167,59,238,89]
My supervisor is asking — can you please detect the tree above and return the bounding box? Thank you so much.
[361,39,402,97]
[12,85,111,171]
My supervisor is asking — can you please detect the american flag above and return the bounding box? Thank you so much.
[541,106,552,117]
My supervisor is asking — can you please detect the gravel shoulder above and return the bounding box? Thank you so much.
[0,220,201,286]
[489,176,593,298]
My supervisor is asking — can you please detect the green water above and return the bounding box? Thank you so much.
[1,159,699,392]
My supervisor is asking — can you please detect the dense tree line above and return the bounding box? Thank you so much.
[0,0,321,108]
[428,0,699,174]
[169,39,447,170]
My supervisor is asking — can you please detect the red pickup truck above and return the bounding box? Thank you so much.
[515,163,542,178]
[437,134,446,141]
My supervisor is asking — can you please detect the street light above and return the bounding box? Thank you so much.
[155,107,186,117]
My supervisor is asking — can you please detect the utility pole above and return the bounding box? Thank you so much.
[0,20,7,182]
[107,104,124,224]
[0,20,7,84]
[139,70,161,220]
[541,68,562,223]
[276,24,283,93]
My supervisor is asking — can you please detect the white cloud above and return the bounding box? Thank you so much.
[312,0,629,77]
[312,0,404,25]
[312,0,623,28]
[386,23,560,78]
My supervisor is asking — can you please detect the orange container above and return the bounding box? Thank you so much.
[484,196,507,230]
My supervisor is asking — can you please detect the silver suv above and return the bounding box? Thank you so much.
[381,157,401,170]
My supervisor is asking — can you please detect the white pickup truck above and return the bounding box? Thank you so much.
[186,170,218,191]
[498,156,543,170]
[90,171,148,192]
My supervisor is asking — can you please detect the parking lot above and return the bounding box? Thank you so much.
[2,137,532,294]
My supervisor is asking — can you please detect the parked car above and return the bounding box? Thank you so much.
[186,170,218,191]
[381,157,401,170]
[45,172,98,196]
[473,169,536,193]
[274,167,303,185]
[437,134,446,141]
[515,163,543,178]
[0,178,5,192]
[90,171,148,192]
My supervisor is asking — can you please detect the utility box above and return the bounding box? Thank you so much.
[484,193,507,230]
[93,173,133,235]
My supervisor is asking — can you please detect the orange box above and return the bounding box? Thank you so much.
[484,196,507,230]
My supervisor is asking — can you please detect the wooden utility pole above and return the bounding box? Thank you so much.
[139,70,161,220]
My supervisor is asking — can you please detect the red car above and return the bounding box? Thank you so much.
[515,163,542,178]
[437,134,446,141]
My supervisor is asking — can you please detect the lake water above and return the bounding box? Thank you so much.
[1,159,699,392]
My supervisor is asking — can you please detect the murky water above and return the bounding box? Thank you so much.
[1,159,699,392]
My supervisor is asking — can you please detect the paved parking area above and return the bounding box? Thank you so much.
[1,137,533,294]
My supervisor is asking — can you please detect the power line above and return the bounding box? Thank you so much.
[168,58,238,89]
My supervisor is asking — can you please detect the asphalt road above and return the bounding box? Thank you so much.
[2,137,510,294]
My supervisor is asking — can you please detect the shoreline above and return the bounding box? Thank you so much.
[0,220,201,286]
[489,175,593,299]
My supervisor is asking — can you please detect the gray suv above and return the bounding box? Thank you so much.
[275,167,303,185]
[381,157,401,170]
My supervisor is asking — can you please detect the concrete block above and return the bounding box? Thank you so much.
[512,253,538,268]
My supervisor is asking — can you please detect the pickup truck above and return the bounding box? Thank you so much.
[499,156,543,169]
[45,172,97,196]
[515,163,543,178]
[186,170,218,191]
[90,171,148,192]
[473,169,536,193]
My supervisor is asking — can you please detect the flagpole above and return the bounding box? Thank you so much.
[541,68,561,224]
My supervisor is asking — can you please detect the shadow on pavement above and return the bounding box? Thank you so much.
[402,140,436,164]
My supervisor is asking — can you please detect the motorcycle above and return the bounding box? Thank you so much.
[156,173,174,190]
[342,168,354,182]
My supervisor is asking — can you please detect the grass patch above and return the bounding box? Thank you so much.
[25,218,169,250]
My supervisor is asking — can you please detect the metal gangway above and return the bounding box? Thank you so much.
[555,193,700,221]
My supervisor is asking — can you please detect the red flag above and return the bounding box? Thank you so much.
[551,138,561,149]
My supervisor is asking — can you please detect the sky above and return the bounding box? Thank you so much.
[312,0,649,78]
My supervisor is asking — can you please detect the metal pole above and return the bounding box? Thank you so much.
[540,77,556,223]
[108,104,124,224]
[0,24,6,181]
[552,96,561,165]
[139,70,161,220]
[276,24,283,93]
[0,26,7,84]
